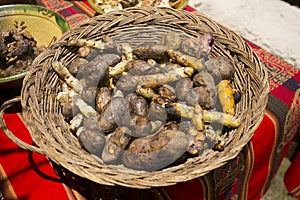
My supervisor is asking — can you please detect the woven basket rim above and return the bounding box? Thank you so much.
[19,7,269,189]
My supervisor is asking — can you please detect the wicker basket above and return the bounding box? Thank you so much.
[0,7,269,189]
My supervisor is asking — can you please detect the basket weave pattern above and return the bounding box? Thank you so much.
[19,7,269,189]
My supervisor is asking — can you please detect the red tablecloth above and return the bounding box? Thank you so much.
[1,1,300,199]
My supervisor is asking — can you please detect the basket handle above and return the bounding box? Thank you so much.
[0,97,44,155]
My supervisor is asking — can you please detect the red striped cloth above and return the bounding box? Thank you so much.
[0,114,71,200]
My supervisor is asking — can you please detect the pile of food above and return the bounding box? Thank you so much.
[53,32,241,171]
[90,0,184,13]
[0,21,46,78]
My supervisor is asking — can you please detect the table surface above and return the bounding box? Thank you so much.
[0,1,300,200]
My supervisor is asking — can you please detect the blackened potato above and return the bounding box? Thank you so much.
[122,129,188,171]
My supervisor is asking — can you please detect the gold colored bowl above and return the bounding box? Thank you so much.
[0,4,70,88]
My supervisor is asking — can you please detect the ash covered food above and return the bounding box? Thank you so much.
[53,32,241,171]
[91,0,178,13]
[0,21,46,78]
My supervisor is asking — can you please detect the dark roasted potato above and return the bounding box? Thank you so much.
[125,114,152,137]
[193,72,215,88]
[188,87,215,109]
[96,87,112,113]
[122,129,188,171]
[192,72,217,108]
[126,93,149,116]
[61,101,75,121]
[175,78,193,101]
[184,87,200,106]
[81,86,97,105]
[205,56,235,81]
[98,96,130,133]
[80,54,121,87]
[133,44,168,61]
[83,115,102,131]
[180,33,215,57]
[125,59,160,75]
[115,74,137,92]
[148,99,168,122]
[60,94,80,121]
[120,0,138,8]
[102,127,132,164]
[68,57,88,76]
[78,128,106,158]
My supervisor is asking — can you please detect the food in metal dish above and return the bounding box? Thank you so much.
[53,32,241,171]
